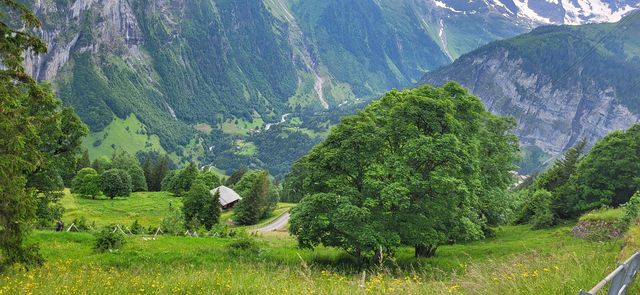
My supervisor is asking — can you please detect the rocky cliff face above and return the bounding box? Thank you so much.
[422,14,640,172]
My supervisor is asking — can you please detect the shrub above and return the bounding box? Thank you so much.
[129,220,146,235]
[209,224,237,238]
[182,181,220,230]
[70,216,94,231]
[94,226,126,252]
[160,207,185,235]
[529,189,556,230]
[226,235,261,256]
[617,191,640,232]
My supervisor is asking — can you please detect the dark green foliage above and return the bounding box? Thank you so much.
[161,162,199,195]
[142,156,152,190]
[233,171,277,225]
[251,127,323,179]
[0,0,86,267]
[225,167,248,187]
[517,124,640,228]
[226,235,261,257]
[182,181,221,230]
[94,226,126,252]
[111,152,147,192]
[129,220,146,235]
[280,157,309,203]
[100,169,132,199]
[288,83,518,259]
[529,190,555,230]
[195,171,221,190]
[71,167,101,198]
[91,156,112,174]
[567,125,640,214]
[617,192,640,232]
[149,154,171,192]
[516,139,588,227]
[77,150,91,171]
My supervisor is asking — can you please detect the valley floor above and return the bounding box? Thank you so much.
[0,223,625,294]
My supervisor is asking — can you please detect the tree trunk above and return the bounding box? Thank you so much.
[415,244,437,258]
[374,246,384,264]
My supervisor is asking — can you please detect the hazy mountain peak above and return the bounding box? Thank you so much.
[435,0,639,25]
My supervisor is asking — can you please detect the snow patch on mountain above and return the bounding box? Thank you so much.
[511,0,553,23]
[433,0,463,13]
[561,0,637,24]
[434,0,640,25]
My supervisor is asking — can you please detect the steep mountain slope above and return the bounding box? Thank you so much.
[25,0,640,175]
[422,12,640,173]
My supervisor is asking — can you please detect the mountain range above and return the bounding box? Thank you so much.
[422,10,640,173]
[24,0,640,175]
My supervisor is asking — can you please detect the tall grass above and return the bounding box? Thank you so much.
[0,224,624,294]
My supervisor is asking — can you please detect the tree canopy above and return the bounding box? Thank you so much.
[100,169,132,199]
[162,162,199,195]
[288,83,518,259]
[0,0,87,267]
[182,181,220,230]
[233,171,278,225]
[71,168,101,198]
[111,152,147,192]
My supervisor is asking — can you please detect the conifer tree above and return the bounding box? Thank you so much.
[1,1,87,267]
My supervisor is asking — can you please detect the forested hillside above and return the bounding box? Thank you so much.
[23,0,541,175]
[422,12,640,173]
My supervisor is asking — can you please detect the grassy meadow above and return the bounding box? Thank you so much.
[61,190,294,231]
[0,192,632,294]
[0,221,626,294]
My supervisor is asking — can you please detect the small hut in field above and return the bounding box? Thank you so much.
[211,185,242,209]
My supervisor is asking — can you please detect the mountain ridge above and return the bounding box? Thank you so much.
[422,11,640,172]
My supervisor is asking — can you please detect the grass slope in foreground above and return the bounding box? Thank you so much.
[0,224,622,294]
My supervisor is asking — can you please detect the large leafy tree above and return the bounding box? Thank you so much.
[182,181,220,230]
[162,162,199,195]
[288,83,518,259]
[1,1,87,267]
[111,152,147,192]
[100,169,132,199]
[71,168,101,199]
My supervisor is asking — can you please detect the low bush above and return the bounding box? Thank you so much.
[94,226,126,252]
[129,220,146,235]
[227,235,261,256]
[617,191,640,232]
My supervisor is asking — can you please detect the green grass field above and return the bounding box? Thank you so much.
[82,115,166,160]
[61,191,294,230]
[0,192,633,294]
[0,224,623,294]
[60,190,181,228]
[220,117,265,136]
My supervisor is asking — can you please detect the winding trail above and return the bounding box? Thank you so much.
[250,212,290,233]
